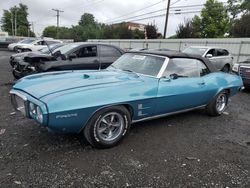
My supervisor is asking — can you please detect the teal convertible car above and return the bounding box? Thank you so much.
[10,51,243,148]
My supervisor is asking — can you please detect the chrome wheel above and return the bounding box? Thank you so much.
[96,112,124,142]
[216,93,227,113]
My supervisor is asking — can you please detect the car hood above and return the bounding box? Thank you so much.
[13,70,144,99]
[239,61,250,66]
[12,52,38,58]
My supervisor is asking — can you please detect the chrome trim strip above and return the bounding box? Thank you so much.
[10,90,27,101]
[239,66,250,69]
[132,105,206,123]
[157,57,169,78]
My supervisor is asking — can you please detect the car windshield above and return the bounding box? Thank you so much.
[109,53,165,77]
[57,43,81,54]
[183,47,208,56]
[19,38,35,44]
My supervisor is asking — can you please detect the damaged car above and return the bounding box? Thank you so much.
[12,42,124,79]
[10,51,243,148]
[11,43,65,79]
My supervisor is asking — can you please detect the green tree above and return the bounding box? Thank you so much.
[145,24,158,39]
[78,13,96,26]
[241,0,250,12]
[133,29,144,39]
[43,26,57,38]
[231,13,250,37]
[227,0,241,20]
[43,26,73,39]
[176,19,200,38]
[1,3,35,36]
[197,0,230,38]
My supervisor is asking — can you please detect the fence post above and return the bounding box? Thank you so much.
[178,41,182,52]
[237,41,243,63]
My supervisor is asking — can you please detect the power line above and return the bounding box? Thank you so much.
[118,10,202,23]
[106,4,206,24]
[106,2,228,25]
[106,0,165,23]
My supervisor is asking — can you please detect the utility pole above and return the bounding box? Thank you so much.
[31,22,34,34]
[52,8,64,39]
[14,10,17,36]
[163,0,171,38]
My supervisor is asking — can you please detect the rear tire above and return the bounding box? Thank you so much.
[84,106,131,149]
[206,90,228,116]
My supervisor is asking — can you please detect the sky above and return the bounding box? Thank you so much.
[0,0,226,37]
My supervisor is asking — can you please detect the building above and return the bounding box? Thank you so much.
[111,22,146,31]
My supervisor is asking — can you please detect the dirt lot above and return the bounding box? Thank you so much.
[0,50,249,187]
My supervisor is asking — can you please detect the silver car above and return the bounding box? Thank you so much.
[183,46,234,72]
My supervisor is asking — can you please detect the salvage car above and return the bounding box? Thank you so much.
[10,43,65,68]
[16,38,62,52]
[11,43,65,79]
[183,46,234,72]
[8,38,36,51]
[12,42,124,79]
[10,51,243,148]
[232,58,250,89]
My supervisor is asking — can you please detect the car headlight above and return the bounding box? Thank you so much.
[36,106,43,123]
[29,102,43,124]
[232,63,239,72]
[29,102,36,116]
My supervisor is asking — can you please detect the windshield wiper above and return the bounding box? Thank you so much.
[121,69,133,72]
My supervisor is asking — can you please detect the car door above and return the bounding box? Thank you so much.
[215,49,233,70]
[66,45,100,70]
[156,58,212,114]
[99,45,122,69]
[205,48,220,68]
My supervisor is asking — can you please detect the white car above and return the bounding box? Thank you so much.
[8,38,36,51]
[16,38,62,52]
[183,46,234,72]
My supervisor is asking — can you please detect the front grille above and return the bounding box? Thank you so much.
[239,66,250,79]
[11,94,27,116]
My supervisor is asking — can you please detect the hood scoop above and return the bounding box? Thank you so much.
[82,74,104,80]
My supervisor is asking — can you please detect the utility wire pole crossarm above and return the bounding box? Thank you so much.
[52,8,64,39]
[163,0,171,38]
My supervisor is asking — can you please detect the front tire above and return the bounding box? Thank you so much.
[206,90,228,116]
[84,106,131,148]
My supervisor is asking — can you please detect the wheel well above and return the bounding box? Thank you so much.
[123,104,134,118]
[78,104,134,134]
[222,88,230,96]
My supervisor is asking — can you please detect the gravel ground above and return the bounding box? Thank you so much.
[0,51,249,187]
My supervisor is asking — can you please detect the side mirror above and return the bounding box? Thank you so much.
[170,73,179,80]
[68,53,77,60]
[206,54,213,58]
